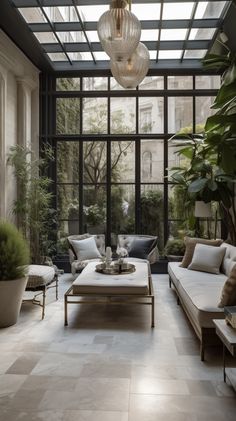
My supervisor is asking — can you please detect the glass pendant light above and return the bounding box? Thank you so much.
[111,42,150,89]
[97,0,141,62]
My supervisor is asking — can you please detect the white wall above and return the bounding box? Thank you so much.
[0,30,39,221]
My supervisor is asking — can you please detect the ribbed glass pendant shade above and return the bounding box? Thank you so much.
[97,0,141,62]
[111,42,150,89]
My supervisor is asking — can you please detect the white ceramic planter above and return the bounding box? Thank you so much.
[0,277,28,328]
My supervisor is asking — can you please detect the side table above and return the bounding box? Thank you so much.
[213,319,236,391]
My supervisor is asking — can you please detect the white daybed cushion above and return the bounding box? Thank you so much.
[168,262,226,328]
[72,261,150,295]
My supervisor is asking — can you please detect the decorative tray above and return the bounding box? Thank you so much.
[95,262,136,275]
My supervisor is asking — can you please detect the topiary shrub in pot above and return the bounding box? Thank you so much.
[164,238,185,262]
[0,220,29,327]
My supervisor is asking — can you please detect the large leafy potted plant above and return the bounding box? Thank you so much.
[0,220,29,327]
[169,49,236,244]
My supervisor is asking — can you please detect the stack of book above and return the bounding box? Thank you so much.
[224,306,236,328]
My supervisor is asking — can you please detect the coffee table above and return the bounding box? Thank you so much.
[64,260,155,327]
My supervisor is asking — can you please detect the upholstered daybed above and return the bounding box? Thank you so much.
[168,242,236,361]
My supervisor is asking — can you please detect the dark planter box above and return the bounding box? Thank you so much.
[53,255,71,273]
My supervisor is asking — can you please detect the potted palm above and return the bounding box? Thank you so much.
[0,220,29,327]
[164,238,185,262]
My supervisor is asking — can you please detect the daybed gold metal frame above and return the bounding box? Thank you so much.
[64,270,155,328]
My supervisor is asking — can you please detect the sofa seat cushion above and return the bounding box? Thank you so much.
[72,261,150,295]
[168,262,226,328]
[27,265,55,288]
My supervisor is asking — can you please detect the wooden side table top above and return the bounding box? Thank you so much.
[213,319,236,356]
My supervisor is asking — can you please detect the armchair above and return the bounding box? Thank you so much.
[117,234,159,264]
[68,234,105,275]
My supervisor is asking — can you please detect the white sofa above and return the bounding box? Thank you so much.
[168,242,236,361]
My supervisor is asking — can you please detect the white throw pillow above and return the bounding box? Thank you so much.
[69,237,101,261]
[188,243,226,274]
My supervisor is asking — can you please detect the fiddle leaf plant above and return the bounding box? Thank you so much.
[168,48,236,244]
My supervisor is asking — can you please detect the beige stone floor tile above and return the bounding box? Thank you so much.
[0,374,27,397]
[80,361,131,378]
[0,352,22,374]
[12,342,51,352]
[6,353,42,375]
[21,375,78,391]
[93,335,114,344]
[129,394,236,418]
[211,380,236,397]
[0,410,65,421]
[128,411,197,421]
[64,410,128,421]
[186,380,217,396]
[39,378,130,411]
[130,378,189,395]
[31,352,87,377]
[6,388,46,410]
[0,274,235,420]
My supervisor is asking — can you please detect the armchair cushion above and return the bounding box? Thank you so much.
[68,234,105,274]
[69,237,102,261]
[128,237,157,260]
[117,234,159,264]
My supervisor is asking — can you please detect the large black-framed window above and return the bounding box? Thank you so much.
[40,73,221,254]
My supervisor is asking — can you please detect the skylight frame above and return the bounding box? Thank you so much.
[12,0,231,70]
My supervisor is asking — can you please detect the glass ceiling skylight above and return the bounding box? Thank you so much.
[13,0,231,70]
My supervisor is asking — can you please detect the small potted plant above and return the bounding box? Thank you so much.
[164,238,185,262]
[0,220,29,327]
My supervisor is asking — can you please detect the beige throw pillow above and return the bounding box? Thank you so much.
[218,264,236,308]
[188,244,226,274]
[180,237,223,268]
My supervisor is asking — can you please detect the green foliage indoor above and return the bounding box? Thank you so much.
[164,238,185,256]
[7,144,56,263]
[141,190,164,250]
[0,220,29,281]
[169,48,236,244]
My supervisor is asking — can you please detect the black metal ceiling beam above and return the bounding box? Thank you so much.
[52,58,204,72]
[36,0,72,64]
[180,1,198,61]
[71,0,96,63]
[0,0,52,71]
[155,0,163,62]
[12,0,229,6]
[41,39,210,53]
[28,18,220,33]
